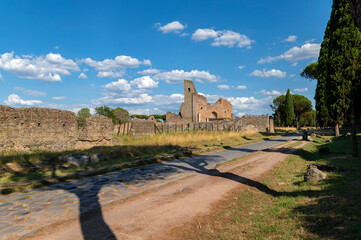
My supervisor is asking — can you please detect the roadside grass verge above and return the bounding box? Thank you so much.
[0,130,288,194]
[185,134,361,240]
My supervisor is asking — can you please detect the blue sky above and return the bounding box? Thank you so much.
[0,0,332,117]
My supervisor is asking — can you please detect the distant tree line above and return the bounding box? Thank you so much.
[76,106,165,125]
[271,90,315,129]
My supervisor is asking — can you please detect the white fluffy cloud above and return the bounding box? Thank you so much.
[5,94,42,106]
[192,28,253,48]
[130,76,159,89]
[227,96,273,113]
[258,43,320,63]
[152,93,184,107]
[14,87,46,97]
[293,87,308,92]
[83,55,151,78]
[137,69,160,75]
[249,69,286,78]
[235,85,247,90]
[97,71,123,78]
[217,84,230,90]
[154,70,218,84]
[256,89,283,96]
[284,35,297,42]
[157,21,186,34]
[238,65,245,70]
[92,94,152,105]
[103,79,131,92]
[192,28,218,41]
[52,96,67,100]
[0,52,80,82]
[130,108,164,115]
[78,73,87,79]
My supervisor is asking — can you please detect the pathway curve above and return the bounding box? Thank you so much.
[0,134,300,239]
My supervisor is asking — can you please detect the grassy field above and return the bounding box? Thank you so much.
[0,130,288,194]
[184,134,361,240]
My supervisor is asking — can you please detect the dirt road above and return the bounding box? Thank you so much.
[28,139,305,240]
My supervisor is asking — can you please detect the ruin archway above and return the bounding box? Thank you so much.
[211,111,218,119]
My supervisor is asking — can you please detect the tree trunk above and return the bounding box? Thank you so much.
[350,101,359,157]
[296,116,300,130]
[349,0,361,31]
[335,124,340,137]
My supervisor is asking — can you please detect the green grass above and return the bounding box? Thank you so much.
[0,130,287,194]
[184,133,361,240]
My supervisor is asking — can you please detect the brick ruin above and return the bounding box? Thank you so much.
[162,80,275,135]
[177,80,235,123]
[0,105,114,151]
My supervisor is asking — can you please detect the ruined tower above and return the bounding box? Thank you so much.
[178,80,235,123]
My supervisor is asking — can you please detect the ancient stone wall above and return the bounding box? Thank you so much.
[131,118,155,136]
[78,116,113,142]
[165,112,184,124]
[0,105,78,150]
[0,105,114,151]
[130,114,273,136]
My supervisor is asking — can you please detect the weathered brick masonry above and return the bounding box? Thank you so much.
[0,105,113,151]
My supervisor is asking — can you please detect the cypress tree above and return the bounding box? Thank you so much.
[284,89,295,127]
[318,0,361,156]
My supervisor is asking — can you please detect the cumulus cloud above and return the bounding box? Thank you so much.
[217,84,230,90]
[227,96,273,114]
[5,94,42,106]
[284,35,297,42]
[238,65,245,70]
[103,79,131,92]
[293,88,308,92]
[235,85,247,90]
[0,52,80,82]
[92,94,152,105]
[97,71,123,78]
[157,21,186,34]
[92,78,153,106]
[14,87,46,97]
[152,93,184,107]
[78,73,87,79]
[192,28,253,49]
[52,96,67,100]
[130,108,164,115]
[130,76,159,89]
[258,43,320,63]
[137,69,160,75]
[83,55,151,78]
[256,89,283,96]
[154,70,218,84]
[249,69,286,78]
[192,28,218,41]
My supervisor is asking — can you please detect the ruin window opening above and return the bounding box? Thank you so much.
[188,88,191,92]
[38,122,41,127]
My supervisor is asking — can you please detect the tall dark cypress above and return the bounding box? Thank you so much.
[284,89,295,127]
[318,0,361,156]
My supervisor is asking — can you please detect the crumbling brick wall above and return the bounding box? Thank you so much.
[78,116,113,142]
[0,105,78,150]
[0,105,114,151]
[131,118,155,136]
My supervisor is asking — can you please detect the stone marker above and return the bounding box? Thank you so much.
[304,164,326,181]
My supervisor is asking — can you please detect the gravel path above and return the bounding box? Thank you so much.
[0,134,300,239]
